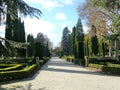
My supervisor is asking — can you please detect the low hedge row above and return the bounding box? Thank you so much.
[0,64,15,68]
[88,64,104,70]
[88,63,120,75]
[89,57,117,65]
[0,64,37,81]
[0,64,23,71]
[102,64,120,75]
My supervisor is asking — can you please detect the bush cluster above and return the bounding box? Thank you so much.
[0,64,37,81]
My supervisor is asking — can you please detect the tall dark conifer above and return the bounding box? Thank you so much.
[27,34,34,57]
[61,27,71,56]
[71,26,76,55]
[91,25,98,56]
[5,14,13,40]
[76,18,84,59]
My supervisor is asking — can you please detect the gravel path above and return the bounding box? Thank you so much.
[0,57,120,90]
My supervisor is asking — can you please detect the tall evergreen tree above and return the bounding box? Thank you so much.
[5,14,13,40]
[76,18,84,59]
[34,33,44,59]
[71,26,76,56]
[27,34,34,57]
[0,0,42,57]
[19,21,26,57]
[91,25,98,56]
[61,27,71,56]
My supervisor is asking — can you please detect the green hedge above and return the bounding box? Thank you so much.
[39,60,44,66]
[0,64,23,71]
[88,64,104,70]
[89,57,117,65]
[102,64,120,75]
[0,64,37,81]
[43,57,50,64]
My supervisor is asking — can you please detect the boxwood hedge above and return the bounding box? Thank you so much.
[0,64,37,81]
[0,64,23,71]
[102,64,120,75]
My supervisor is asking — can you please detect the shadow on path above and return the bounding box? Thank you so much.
[42,58,105,76]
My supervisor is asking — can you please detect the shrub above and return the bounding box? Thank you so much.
[102,64,120,75]
[0,64,37,81]
[0,64,23,71]
[89,57,117,65]
[89,64,104,70]
[39,60,44,66]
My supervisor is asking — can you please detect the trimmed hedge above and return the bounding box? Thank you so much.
[89,64,104,70]
[39,60,44,66]
[0,64,37,81]
[89,57,117,65]
[0,64,23,71]
[102,64,120,75]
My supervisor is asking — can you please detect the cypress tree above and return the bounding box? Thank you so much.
[5,14,13,40]
[61,27,71,56]
[27,34,34,57]
[71,26,76,56]
[91,25,98,56]
[76,18,84,59]
[19,21,26,57]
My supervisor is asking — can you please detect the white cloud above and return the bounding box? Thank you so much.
[60,0,73,5]
[24,0,73,9]
[24,0,63,9]
[55,13,67,20]
[24,18,56,37]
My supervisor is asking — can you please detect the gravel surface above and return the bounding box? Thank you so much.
[0,57,120,90]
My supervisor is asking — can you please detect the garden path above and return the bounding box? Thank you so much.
[1,57,120,90]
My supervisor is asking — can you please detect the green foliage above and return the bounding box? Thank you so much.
[0,64,23,71]
[5,14,12,40]
[89,64,104,70]
[91,35,99,55]
[0,0,42,57]
[113,15,120,31]
[102,64,120,75]
[34,42,43,60]
[71,26,76,55]
[39,60,44,66]
[75,18,84,59]
[27,34,34,57]
[0,64,37,81]
[0,39,17,57]
[91,25,98,56]
[0,0,42,20]
[61,27,71,56]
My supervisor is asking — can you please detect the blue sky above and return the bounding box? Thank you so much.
[0,0,87,47]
